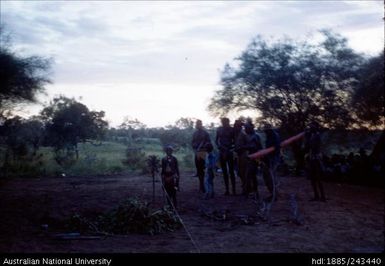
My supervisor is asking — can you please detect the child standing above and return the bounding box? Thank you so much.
[161,146,180,208]
[204,143,216,199]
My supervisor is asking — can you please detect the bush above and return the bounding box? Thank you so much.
[108,165,124,174]
[122,146,146,171]
[1,153,45,177]
[65,197,182,235]
[54,149,77,168]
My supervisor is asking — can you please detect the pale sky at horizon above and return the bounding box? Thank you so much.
[1,1,383,127]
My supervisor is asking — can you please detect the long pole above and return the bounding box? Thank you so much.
[248,132,305,160]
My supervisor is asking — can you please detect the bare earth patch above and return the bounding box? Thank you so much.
[0,172,383,253]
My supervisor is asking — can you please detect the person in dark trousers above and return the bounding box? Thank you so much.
[237,121,263,199]
[215,117,236,195]
[304,121,326,202]
[191,120,211,193]
[161,146,180,208]
[262,124,281,202]
[204,143,216,199]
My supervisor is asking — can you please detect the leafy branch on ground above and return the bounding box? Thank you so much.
[65,197,181,235]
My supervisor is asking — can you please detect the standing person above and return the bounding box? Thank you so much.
[191,119,211,193]
[237,121,263,199]
[233,119,244,187]
[262,124,281,202]
[161,146,180,208]
[233,119,244,141]
[304,121,326,202]
[215,117,236,195]
[234,120,248,195]
[204,143,216,199]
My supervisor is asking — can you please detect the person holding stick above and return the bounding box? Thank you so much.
[261,124,281,202]
[238,121,263,199]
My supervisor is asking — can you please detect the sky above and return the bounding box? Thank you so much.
[1,1,383,127]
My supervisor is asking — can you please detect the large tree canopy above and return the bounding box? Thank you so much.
[0,27,51,116]
[352,51,384,128]
[209,30,365,134]
[174,117,195,130]
[41,96,108,152]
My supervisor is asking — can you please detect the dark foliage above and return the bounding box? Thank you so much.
[352,51,384,127]
[41,96,108,156]
[208,30,368,173]
[1,116,44,159]
[146,155,160,177]
[209,30,364,133]
[0,26,51,115]
[0,116,46,177]
[65,197,182,235]
[122,146,146,171]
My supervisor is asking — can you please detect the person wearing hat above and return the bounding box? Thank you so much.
[261,123,281,202]
[304,121,326,202]
[161,145,180,208]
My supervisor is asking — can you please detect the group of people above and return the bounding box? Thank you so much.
[321,149,382,182]
[160,118,326,208]
[191,118,283,202]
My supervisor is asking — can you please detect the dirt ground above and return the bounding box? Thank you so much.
[0,171,383,253]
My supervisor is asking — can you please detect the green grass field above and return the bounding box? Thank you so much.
[0,138,195,177]
[0,131,381,178]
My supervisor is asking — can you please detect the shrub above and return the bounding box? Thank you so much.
[65,197,182,235]
[122,146,146,171]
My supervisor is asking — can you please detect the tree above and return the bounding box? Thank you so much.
[157,127,189,149]
[119,117,146,130]
[352,51,385,160]
[0,26,51,117]
[209,30,364,131]
[174,117,195,129]
[208,30,365,172]
[41,96,108,159]
[352,51,384,128]
[0,116,45,177]
[1,116,44,159]
[118,117,147,142]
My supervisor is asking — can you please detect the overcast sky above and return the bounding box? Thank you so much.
[1,1,383,127]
